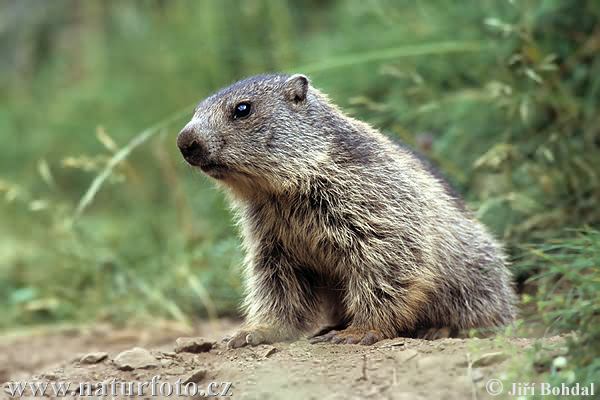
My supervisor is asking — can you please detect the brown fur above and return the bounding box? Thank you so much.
[177,73,517,347]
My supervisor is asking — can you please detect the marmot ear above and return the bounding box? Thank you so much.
[284,74,309,104]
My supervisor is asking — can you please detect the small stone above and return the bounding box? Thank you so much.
[160,359,173,367]
[80,352,108,364]
[553,356,567,369]
[114,347,158,371]
[388,339,405,347]
[472,352,508,368]
[470,368,484,382]
[40,372,58,380]
[161,351,177,358]
[183,369,207,384]
[262,346,277,358]
[174,337,215,354]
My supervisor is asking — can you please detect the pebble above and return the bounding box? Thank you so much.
[262,346,278,358]
[114,347,158,371]
[40,372,58,380]
[470,368,484,382]
[80,352,108,364]
[183,369,207,384]
[388,339,405,347]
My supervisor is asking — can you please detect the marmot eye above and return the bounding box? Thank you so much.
[233,102,251,119]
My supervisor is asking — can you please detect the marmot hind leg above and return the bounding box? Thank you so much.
[309,327,385,345]
[414,327,459,340]
[310,274,434,345]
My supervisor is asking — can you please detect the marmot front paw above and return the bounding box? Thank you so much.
[226,326,279,349]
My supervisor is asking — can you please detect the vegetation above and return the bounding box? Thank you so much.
[517,229,600,388]
[1,0,598,389]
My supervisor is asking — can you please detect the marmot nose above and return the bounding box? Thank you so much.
[177,127,208,166]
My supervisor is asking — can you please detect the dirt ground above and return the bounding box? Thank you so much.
[1,319,562,400]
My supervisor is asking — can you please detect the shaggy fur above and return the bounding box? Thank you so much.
[177,73,517,347]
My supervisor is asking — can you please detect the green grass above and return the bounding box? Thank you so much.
[506,229,600,393]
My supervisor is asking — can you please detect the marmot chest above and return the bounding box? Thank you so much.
[247,198,343,268]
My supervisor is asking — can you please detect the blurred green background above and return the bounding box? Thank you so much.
[0,0,598,383]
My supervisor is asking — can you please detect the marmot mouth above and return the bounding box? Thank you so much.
[199,163,230,179]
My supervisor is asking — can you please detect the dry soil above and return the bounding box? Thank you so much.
[1,319,561,399]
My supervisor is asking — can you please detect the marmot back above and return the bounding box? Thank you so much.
[177,73,517,347]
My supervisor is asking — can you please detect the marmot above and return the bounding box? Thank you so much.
[177,73,517,347]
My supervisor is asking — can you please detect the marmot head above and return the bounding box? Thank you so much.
[177,73,335,196]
